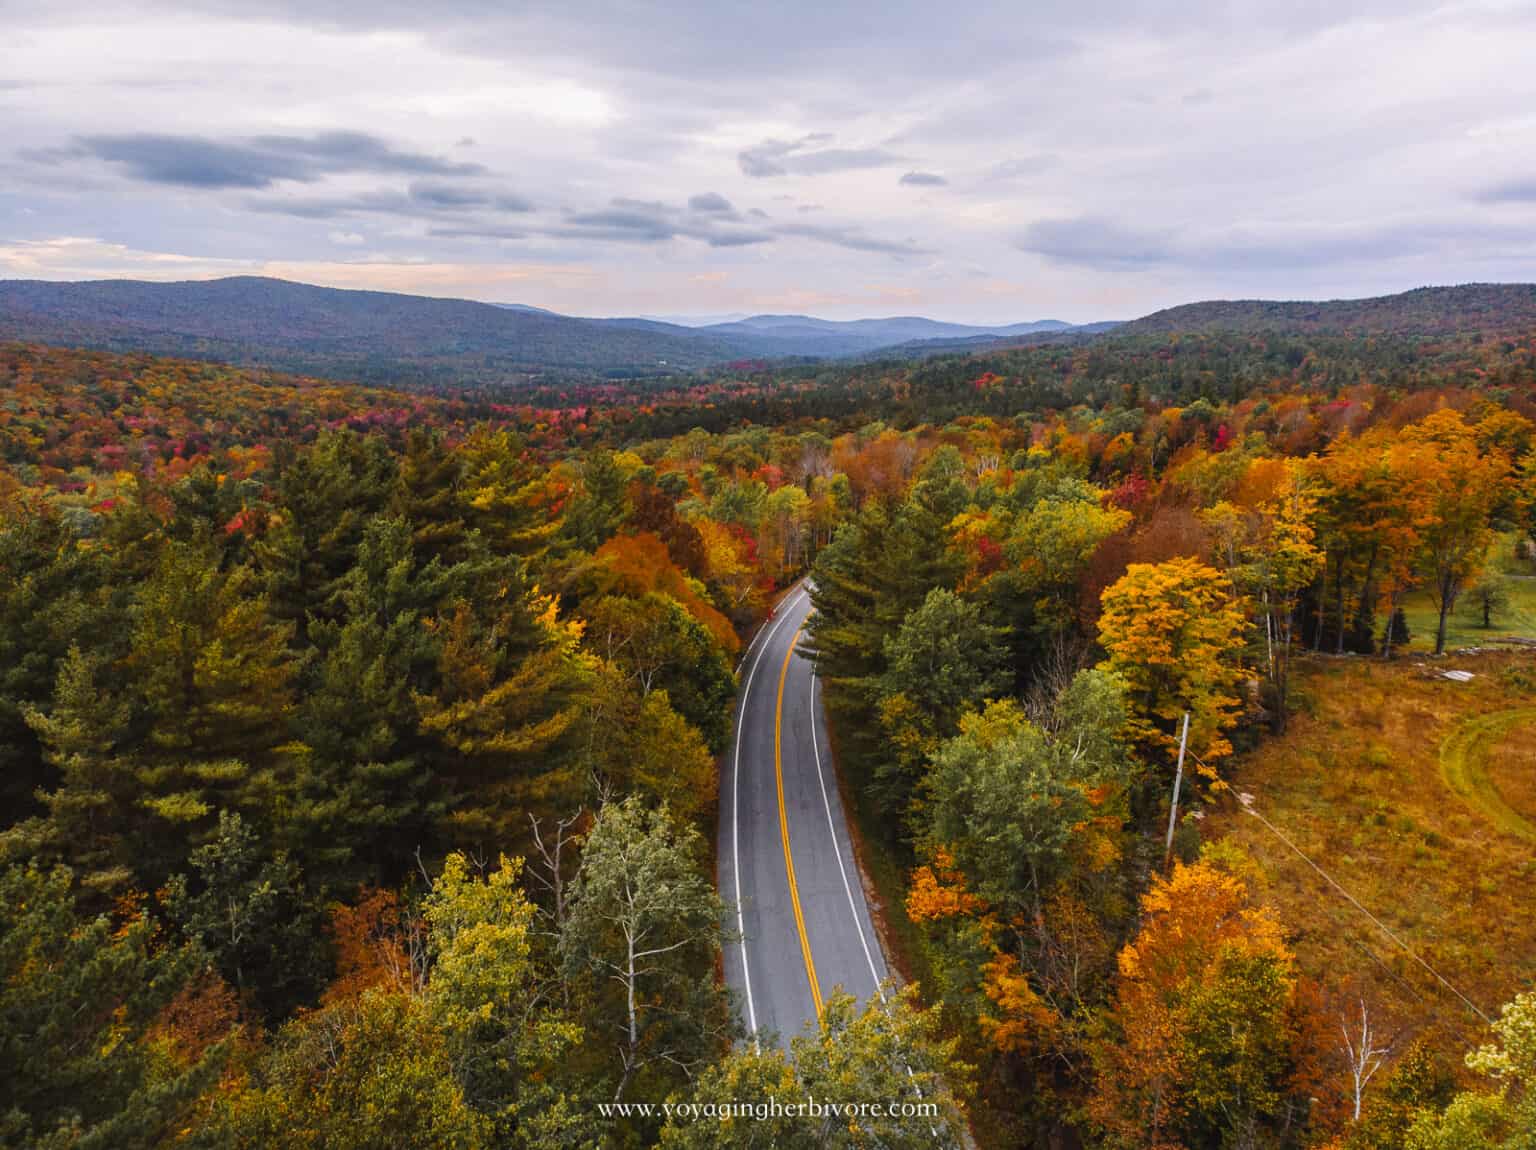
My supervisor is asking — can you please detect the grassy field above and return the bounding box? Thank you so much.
[1439,707,1536,845]
[1486,723,1536,836]
[1203,651,1536,1062]
[1399,532,1536,650]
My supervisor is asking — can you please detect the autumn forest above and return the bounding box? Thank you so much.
[3,294,1536,1150]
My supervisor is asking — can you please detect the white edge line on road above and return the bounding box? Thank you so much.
[731,584,806,1049]
[807,666,887,1003]
[789,597,941,1141]
[803,614,936,1140]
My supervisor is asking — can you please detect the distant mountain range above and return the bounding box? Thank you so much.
[0,276,1101,385]
[502,304,1081,351]
[867,320,1125,360]
[0,276,1531,388]
[683,314,1079,358]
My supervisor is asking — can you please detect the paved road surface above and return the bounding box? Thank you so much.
[720,583,891,1049]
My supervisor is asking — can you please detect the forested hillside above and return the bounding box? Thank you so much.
[0,277,755,384]
[3,328,1535,1148]
[1120,283,1536,338]
[5,277,1532,393]
[0,277,1097,385]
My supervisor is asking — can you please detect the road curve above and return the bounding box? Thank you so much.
[720,583,891,1049]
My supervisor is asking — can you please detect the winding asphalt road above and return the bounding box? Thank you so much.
[720,583,892,1049]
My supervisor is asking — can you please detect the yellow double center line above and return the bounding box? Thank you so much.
[774,622,824,1021]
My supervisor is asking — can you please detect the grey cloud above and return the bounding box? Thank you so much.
[738,139,799,178]
[557,198,772,248]
[16,145,87,167]
[245,182,532,220]
[688,191,734,213]
[1017,217,1174,267]
[609,196,670,212]
[399,182,531,214]
[981,155,1057,182]
[79,135,310,188]
[1018,215,1536,272]
[1476,178,1536,204]
[408,181,489,208]
[426,225,528,240]
[122,1,1088,91]
[738,135,904,178]
[247,131,483,175]
[564,207,677,241]
[245,186,768,248]
[75,130,484,189]
[9,0,1529,315]
[1192,221,1536,270]
[899,171,947,187]
[704,230,774,247]
[243,191,418,219]
[777,222,931,255]
[789,147,903,175]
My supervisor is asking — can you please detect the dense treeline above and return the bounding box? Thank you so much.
[0,345,988,1146]
[801,382,1536,1145]
[3,335,1536,1148]
[602,325,1536,439]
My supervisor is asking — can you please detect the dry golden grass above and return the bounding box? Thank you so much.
[1485,727,1536,832]
[1203,651,1536,1061]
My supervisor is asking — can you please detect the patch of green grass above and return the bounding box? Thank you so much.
[1399,532,1536,651]
[1440,708,1536,844]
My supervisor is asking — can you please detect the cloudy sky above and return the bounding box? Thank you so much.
[2,1,1535,322]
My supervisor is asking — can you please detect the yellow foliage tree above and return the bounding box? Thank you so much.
[1400,409,1512,654]
[1096,557,1247,769]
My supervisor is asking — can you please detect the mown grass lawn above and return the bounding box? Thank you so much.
[1399,531,1536,650]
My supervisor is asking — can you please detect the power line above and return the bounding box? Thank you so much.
[1163,711,1191,870]
[1231,789,1492,1026]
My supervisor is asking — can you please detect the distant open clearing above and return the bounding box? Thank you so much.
[1439,708,1536,844]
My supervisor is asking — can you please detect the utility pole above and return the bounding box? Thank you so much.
[1163,711,1190,870]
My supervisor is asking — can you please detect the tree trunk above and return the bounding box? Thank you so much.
[1335,558,1348,655]
[1312,567,1326,652]
[1356,545,1379,633]
[1275,605,1295,734]
[1434,572,1455,655]
[614,926,638,1102]
[1261,589,1275,683]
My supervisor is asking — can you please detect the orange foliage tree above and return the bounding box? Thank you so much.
[594,532,739,653]
[1090,860,1323,1149]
